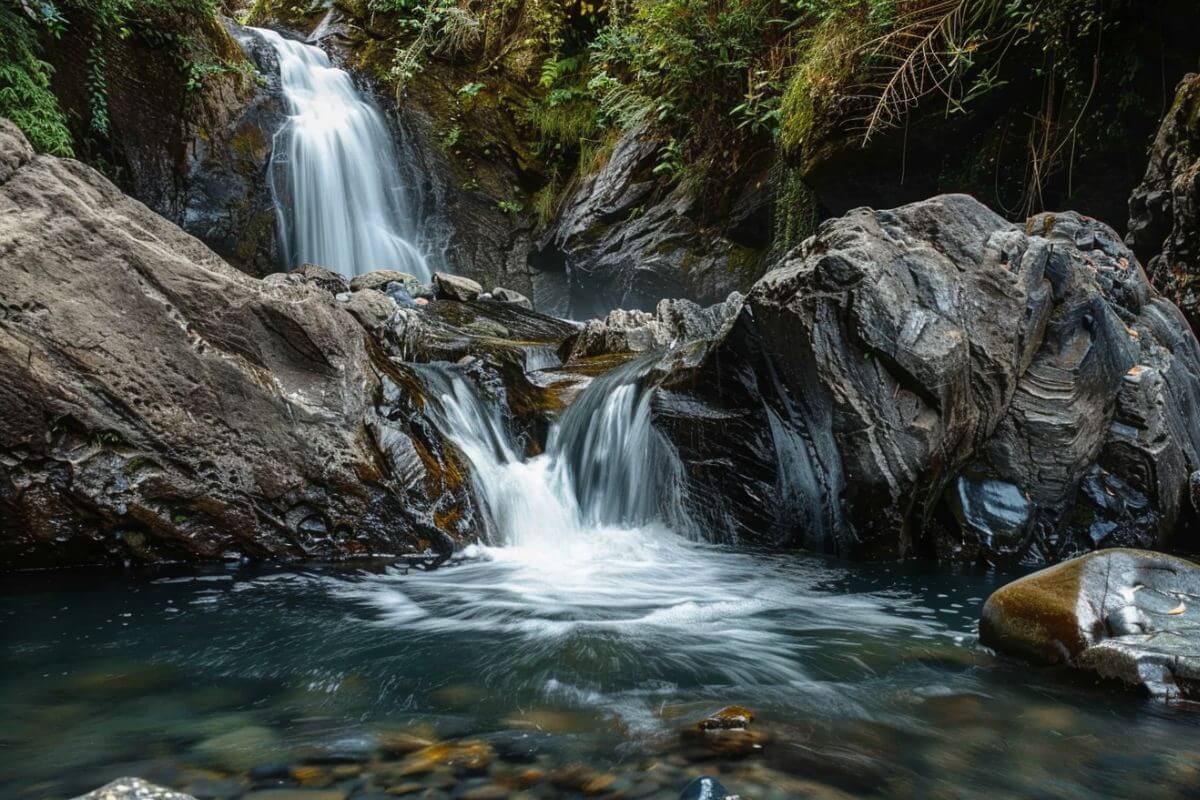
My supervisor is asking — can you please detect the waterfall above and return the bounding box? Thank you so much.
[252,28,431,279]
[424,355,684,550]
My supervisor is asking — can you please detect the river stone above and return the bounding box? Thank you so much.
[679,776,734,800]
[491,286,532,310]
[0,119,482,569]
[350,270,425,297]
[73,778,197,800]
[1127,73,1200,334]
[434,272,483,302]
[654,194,1200,563]
[291,263,351,294]
[697,706,754,731]
[980,548,1200,700]
[342,289,397,331]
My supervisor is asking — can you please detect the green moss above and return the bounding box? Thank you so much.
[779,11,873,159]
[772,165,818,251]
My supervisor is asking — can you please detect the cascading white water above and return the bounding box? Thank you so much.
[427,354,680,553]
[253,28,430,279]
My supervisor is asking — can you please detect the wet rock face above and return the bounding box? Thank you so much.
[1127,73,1200,335]
[0,120,482,570]
[656,194,1200,563]
[45,16,285,277]
[981,548,1200,701]
[173,22,287,278]
[568,295,743,362]
[543,125,768,317]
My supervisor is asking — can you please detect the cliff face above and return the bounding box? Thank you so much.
[1128,73,1200,335]
[44,14,284,276]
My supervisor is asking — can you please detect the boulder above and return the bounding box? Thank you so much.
[654,194,1200,563]
[0,119,481,570]
[980,548,1200,701]
[434,272,483,302]
[1127,73,1200,334]
[568,295,743,361]
[350,269,426,296]
[73,778,196,800]
[491,286,532,310]
[341,288,398,331]
[290,263,351,294]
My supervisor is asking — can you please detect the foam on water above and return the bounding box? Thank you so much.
[336,359,937,699]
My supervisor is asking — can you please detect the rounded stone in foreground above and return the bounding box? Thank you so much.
[980,548,1200,701]
[72,778,196,800]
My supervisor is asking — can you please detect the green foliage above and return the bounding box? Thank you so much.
[458,81,486,97]
[773,164,818,250]
[0,3,73,155]
[589,0,781,142]
[780,8,878,156]
[1,0,227,151]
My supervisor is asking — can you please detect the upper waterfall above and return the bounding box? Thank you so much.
[252,28,431,279]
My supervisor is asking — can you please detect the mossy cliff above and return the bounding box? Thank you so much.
[7,0,1199,309]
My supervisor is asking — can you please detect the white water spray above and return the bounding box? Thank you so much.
[426,355,681,555]
[253,28,430,279]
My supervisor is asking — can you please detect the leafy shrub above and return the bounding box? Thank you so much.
[0,3,73,155]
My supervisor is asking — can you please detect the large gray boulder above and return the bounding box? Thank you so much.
[1127,73,1200,335]
[653,194,1200,563]
[0,119,479,570]
[981,548,1200,701]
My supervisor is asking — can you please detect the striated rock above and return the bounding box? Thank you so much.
[73,778,196,800]
[542,124,767,317]
[0,120,481,570]
[1127,73,1200,334]
[654,194,1200,563]
[434,272,483,302]
[981,548,1200,701]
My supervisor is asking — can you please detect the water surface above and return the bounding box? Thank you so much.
[4,547,1199,799]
